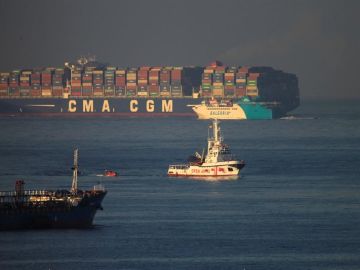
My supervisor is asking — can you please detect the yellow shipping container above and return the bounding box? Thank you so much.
[93,71,103,75]
[126,83,137,87]
[42,90,52,96]
[137,91,148,97]
[236,79,246,83]
[138,80,148,84]
[115,70,126,74]
[82,83,92,87]
[246,89,258,96]
[204,69,214,74]
[213,82,224,87]
[160,92,171,97]
[93,92,104,96]
[224,72,235,77]
[212,89,224,96]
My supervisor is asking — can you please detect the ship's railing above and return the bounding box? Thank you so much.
[169,164,189,169]
[0,189,54,197]
[0,189,76,205]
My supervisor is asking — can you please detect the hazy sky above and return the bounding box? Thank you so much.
[0,0,359,99]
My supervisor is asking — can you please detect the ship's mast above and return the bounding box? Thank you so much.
[213,119,221,143]
[71,148,78,193]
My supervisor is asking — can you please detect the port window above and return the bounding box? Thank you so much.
[228,167,233,172]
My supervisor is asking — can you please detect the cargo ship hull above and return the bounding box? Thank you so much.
[0,97,285,119]
[0,97,195,117]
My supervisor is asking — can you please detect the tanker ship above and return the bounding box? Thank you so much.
[0,59,300,119]
[0,149,107,230]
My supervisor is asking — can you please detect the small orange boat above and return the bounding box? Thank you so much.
[103,170,118,177]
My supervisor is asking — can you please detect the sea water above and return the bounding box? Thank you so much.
[0,99,359,270]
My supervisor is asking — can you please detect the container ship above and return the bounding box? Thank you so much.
[0,59,300,119]
[0,149,107,230]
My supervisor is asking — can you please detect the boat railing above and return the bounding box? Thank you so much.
[169,164,189,170]
[0,189,52,198]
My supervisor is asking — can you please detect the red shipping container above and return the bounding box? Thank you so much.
[171,70,181,79]
[235,88,246,97]
[238,67,249,73]
[52,88,63,97]
[30,89,41,96]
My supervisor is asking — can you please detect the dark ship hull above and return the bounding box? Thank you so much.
[0,190,106,230]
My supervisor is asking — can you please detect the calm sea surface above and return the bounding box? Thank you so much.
[0,100,359,270]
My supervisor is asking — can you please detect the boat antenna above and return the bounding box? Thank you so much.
[71,148,79,193]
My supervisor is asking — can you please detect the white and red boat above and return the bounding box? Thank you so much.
[168,119,245,177]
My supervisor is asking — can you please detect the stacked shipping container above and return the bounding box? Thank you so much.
[9,71,20,96]
[137,67,149,97]
[201,68,213,97]
[212,66,225,97]
[115,69,126,96]
[41,69,52,96]
[148,68,160,97]
[235,67,248,97]
[0,63,277,100]
[20,70,31,96]
[246,73,259,96]
[199,63,261,98]
[104,67,115,96]
[82,70,93,96]
[52,69,64,97]
[31,71,41,96]
[93,70,104,96]
[171,68,182,97]
[160,68,171,97]
[126,68,137,97]
[224,67,236,97]
[0,73,9,96]
[71,68,82,96]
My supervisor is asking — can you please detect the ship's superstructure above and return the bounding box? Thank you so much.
[168,119,245,177]
[190,97,278,120]
[0,149,107,230]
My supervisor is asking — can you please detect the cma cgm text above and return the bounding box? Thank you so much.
[67,99,173,113]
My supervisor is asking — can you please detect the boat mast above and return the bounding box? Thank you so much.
[71,148,78,193]
[213,119,220,142]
